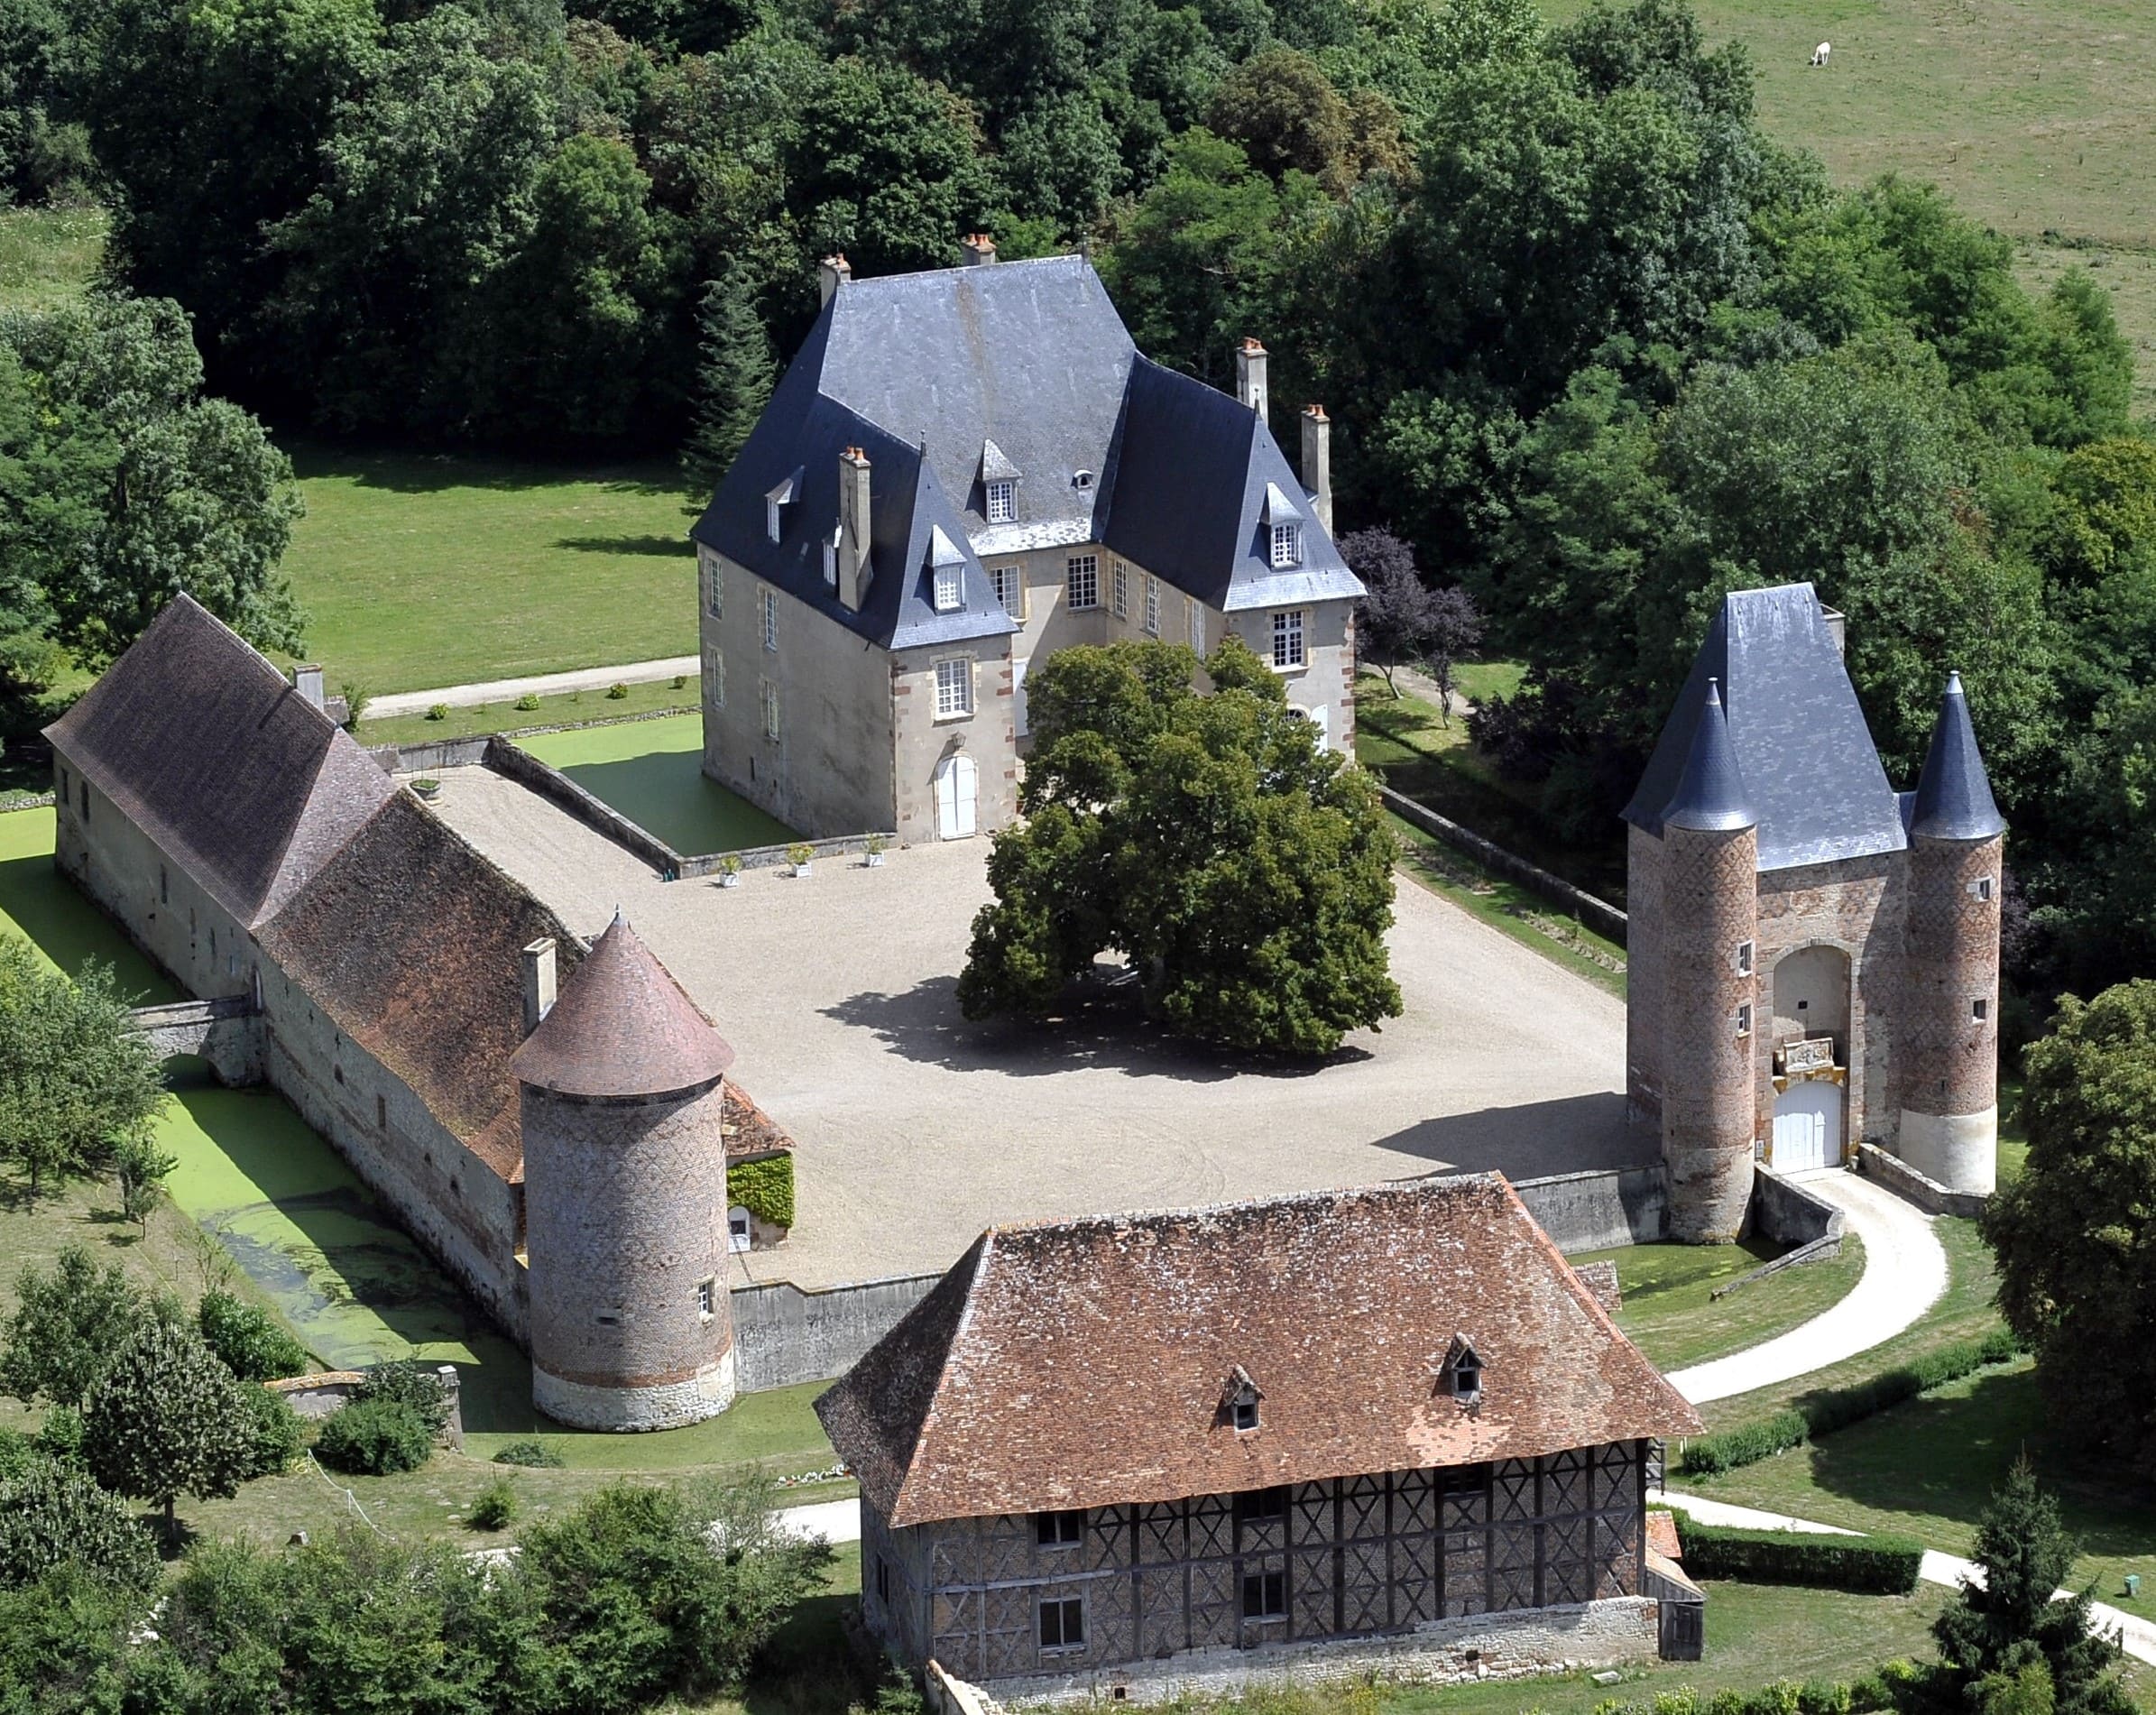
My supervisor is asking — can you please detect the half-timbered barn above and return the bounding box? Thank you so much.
[815,1174,1702,1701]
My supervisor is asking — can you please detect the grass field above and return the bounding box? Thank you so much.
[1537,0,2156,416]
[0,205,107,311]
[521,713,795,853]
[356,680,703,746]
[1579,1235,1866,1374]
[281,446,701,695]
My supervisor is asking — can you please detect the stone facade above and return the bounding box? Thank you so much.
[521,1075,739,1429]
[862,1443,1650,1687]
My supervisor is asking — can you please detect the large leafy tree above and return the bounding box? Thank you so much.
[959,639,1402,1055]
[1919,1461,2134,1715]
[81,1318,258,1535]
[0,938,170,1201]
[1984,982,2156,1479]
[1341,526,1482,711]
[0,1244,150,1411]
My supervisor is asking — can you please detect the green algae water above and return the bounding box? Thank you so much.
[522,713,793,853]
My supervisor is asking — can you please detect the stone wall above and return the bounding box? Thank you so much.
[1858,1142,1987,1220]
[1513,1167,1667,1251]
[1749,1165,1845,1250]
[891,636,1018,844]
[732,1272,941,1393]
[878,1443,1646,1685]
[522,1077,736,1428]
[982,1597,1661,1707]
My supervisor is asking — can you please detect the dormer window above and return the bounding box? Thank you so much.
[767,498,781,542]
[934,566,963,612]
[1443,1334,1483,1403]
[986,480,1016,523]
[1221,1364,1262,1433]
[928,526,966,613]
[1073,469,1095,491]
[980,439,1021,523]
[1271,522,1301,567]
[765,470,801,544]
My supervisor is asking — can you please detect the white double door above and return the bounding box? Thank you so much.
[935,753,978,840]
[1772,1083,1841,1173]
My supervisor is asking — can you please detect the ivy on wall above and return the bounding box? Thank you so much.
[727,1154,794,1229]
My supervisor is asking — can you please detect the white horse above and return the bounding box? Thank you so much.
[1810,41,1831,67]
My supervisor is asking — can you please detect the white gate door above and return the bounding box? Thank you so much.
[935,754,978,839]
[1310,704,1331,753]
[1013,658,1030,738]
[1772,1083,1840,1172]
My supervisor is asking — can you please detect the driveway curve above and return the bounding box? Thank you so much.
[1665,1170,1949,1406]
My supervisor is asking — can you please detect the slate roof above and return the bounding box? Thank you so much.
[1662,678,1755,833]
[255,792,585,1180]
[815,1174,1700,1529]
[1907,672,2004,842]
[511,911,735,1100]
[691,256,1361,644]
[1623,585,1905,871]
[44,595,397,928]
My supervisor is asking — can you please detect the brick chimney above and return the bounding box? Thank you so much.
[839,446,873,610]
[521,937,557,1037]
[1234,337,1268,418]
[818,253,852,309]
[1300,405,1332,535]
[961,232,997,266]
[290,664,326,711]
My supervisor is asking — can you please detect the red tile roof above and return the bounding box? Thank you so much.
[817,1174,1701,1529]
[510,914,734,1099]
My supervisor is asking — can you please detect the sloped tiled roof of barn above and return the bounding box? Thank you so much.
[44,595,397,928]
[815,1173,1700,1529]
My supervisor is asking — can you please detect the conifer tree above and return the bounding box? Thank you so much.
[1925,1460,2134,1715]
[680,272,774,498]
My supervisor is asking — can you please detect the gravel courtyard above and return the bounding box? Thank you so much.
[427,768,1649,1290]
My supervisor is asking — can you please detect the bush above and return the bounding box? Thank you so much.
[426,702,450,721]
[1679,1327,2022,1475]
[241,1386,304,1479]
[671,673,686,689]
[314,1398,432,1476]
[198,1289,309,1383]
[0,1454,161,1593]
[466,1477,517,1530]
[355,1360,452,1433]
[515,692,541,711]
[1670,1510,1922,1595]
[605,681,629,699]
[1594,1674,1906,1715]
[726,1155,795,1230]
[492,1437,565,1468]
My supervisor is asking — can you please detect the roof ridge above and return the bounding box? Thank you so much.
[987,1170,1509,1243]
[883,1229,997,1530]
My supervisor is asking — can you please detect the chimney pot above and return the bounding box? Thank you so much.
[1820,605,1847,657]
[1301,405,1333,536]
[962,233,997,266]
[291,665,326,711]
[1234,338,1269,418]
[817,253,852,309]
[521,938,557,1037]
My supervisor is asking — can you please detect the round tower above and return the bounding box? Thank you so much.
[512,913,739,1430]
[1899,672,2005,1194]
[1659,679,1761,1242]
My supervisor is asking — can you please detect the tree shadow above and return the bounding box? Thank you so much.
[285,441,680,500]
[552,533,687,558]
[1798,1367,2156,1569]
[0,852,177,1002]
[742,1590,881,1715]
[1368,1094,1654,1181]
[821,971,1374,1083]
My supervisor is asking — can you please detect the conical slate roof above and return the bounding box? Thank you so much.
[1908,672,2004,842]
[1662,679,1755,833]
[510,913,734,1099]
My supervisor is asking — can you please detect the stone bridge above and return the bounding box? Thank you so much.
[123,995,265,1087]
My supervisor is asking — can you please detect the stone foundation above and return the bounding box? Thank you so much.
[532,1350,737,1431]
[981,1597,1661,1707]
[1896,1107,1996,1196]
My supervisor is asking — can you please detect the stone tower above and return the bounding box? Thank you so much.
[512,913,740,1430]
[1898,673,2005,1194]
[1654,680,1760,1242]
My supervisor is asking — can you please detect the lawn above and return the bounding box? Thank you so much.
[1357,674,1627,905]
[0,204,107,311]
[279,444,702,696]
[521,713,796,853]
[1577,1236,1866,1374]
[356,679,702,747]
[1536,0,2156,414]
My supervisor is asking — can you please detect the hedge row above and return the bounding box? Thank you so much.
[1589,1664,1921,1715]
[1669,1510,1924,1596]
[1678,1326,2022,1476]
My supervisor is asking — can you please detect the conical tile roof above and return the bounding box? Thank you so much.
[510,914,734,1099]
[1908,672,2004,842]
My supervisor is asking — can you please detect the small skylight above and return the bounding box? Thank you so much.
[1221,1364,1262,1433]
[1443,1334,1483,1403]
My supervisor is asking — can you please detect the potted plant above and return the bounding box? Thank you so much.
[716,853,742,889]
[411,778,441,801]
[863,834,888,869]
[787,841,815,878]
